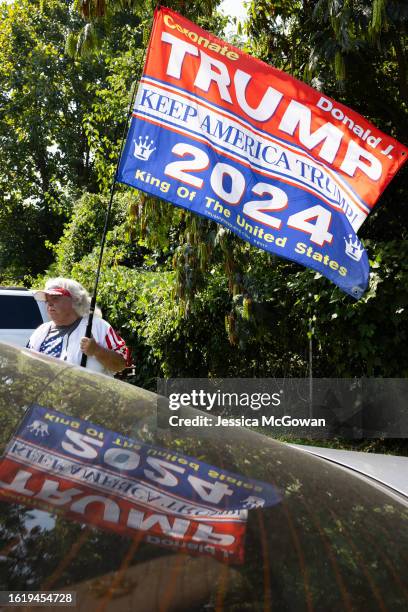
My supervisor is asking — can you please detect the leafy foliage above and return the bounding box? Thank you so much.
[0,0,108,279]
[2,0,408,394]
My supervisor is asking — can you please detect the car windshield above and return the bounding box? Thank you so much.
[0,343,407,611]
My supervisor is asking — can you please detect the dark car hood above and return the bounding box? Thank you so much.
[1,342,407,612]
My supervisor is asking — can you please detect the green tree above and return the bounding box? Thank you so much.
[0,0,123,279]
[16,0,407,387]
[44,0,405,382]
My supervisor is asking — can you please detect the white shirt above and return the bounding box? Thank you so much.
[27,316,129,376]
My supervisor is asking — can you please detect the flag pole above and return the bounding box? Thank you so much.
[80,80,138,368]
[308,316,313,418]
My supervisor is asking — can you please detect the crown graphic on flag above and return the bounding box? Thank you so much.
[344,235,364,262]
[133,136,156,161]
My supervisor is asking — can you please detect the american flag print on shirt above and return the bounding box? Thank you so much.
[105,326,132,367]
[38,328,63,358]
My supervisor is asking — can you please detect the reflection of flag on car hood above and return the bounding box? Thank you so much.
[0,405,281,564]
[117,7,408,299]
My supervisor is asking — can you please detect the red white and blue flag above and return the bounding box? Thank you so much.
[0,405,280,563]
[117,7,408,298]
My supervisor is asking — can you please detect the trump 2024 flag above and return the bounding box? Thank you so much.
[117,7,408,299]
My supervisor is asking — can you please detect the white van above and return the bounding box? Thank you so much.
[0,287,48,347]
